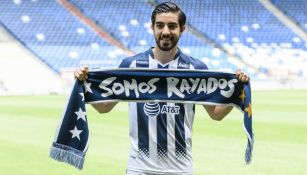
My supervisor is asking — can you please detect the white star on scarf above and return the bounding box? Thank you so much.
[75,107,86,122]
[69,126,83,140]
[84,81,93,93]
[79,92,84,101]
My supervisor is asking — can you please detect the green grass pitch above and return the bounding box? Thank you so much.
[0,90,307,175]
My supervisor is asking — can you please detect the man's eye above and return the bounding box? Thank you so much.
[168,24,177,30]
[156,24,164,28]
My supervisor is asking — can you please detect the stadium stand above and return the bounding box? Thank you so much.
[0,0,306,84]
[69,0,156,48]
[154,0,307,78]
[68,0,252,76]
[272,0,307,33]
[162,0,305,48]
[0,0,124,73]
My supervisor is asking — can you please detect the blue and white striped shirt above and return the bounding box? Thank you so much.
[119,48,208,174]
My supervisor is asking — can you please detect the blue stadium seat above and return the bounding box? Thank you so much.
[0,0,123,72]
[272,0,307,33]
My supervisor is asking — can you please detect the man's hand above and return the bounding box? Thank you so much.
[73,66,117,113]
[74,66,89,81]
[236,69,250,82]
[203,69,250,121]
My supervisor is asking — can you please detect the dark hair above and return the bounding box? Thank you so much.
[151,2,186,30]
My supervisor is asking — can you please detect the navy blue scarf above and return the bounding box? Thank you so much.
[50,69,254,169]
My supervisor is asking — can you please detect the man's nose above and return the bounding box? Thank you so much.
[162,26,170,36]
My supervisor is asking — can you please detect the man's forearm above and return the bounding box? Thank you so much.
[92,102,118,113]
[203,105,233,121]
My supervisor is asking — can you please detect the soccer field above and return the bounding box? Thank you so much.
[0,90,306,175]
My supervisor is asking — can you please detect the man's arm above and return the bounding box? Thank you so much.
[74,66,118,113]
[203,105,233,121]
[92,102,118,113]
[203,69,249,121]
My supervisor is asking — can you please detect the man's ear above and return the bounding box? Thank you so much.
[180,25,186,33]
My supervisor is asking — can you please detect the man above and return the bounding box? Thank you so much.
[75,2,249,175]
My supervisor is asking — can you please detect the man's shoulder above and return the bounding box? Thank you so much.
[118,50,149,68]
[180,52,208,70]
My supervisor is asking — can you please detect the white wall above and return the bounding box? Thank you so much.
[0,41,68,95]
[253,78,307,90]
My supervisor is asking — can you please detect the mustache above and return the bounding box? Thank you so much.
[160,35,172,40]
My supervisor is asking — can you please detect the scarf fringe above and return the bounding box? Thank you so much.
[49,142,85,169]
[245,138,254,164]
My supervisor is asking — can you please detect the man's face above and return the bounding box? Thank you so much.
[152,12,185,51]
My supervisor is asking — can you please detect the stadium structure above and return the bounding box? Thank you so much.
[0,0,307,94]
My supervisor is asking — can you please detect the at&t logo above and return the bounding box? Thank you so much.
[144,102,181,117]
[144,102,160,117]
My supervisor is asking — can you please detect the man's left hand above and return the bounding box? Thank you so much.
[236,69,250,82]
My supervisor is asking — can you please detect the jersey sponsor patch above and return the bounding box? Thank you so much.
[143,102,160,117]
[161,104,180,115]
[143,103,181,116]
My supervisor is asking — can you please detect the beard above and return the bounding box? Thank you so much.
[154,35,180,51]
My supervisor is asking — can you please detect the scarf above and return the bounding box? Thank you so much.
[50,68,254,169]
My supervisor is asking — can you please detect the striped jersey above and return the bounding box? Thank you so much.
[118,48,208,174]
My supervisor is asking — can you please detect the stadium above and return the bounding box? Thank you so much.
[0,0,306,174]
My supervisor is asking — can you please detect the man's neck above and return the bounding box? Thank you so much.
[152,46,178,64]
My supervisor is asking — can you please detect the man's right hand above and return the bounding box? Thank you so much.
[74,66,89,81]
[73,66,118,113]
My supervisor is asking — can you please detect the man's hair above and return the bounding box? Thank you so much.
[151,2,186,30]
